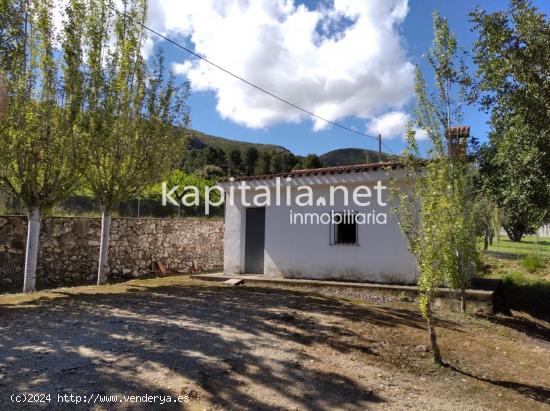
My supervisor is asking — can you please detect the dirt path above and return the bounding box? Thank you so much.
[0,276,548,410]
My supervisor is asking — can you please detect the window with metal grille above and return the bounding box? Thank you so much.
[330,212,358,245]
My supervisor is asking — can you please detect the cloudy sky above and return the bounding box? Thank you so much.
[140,0,549,156]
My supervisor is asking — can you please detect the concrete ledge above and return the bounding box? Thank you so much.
[191,273,499,314]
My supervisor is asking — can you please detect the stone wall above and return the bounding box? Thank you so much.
[0,216,224,292]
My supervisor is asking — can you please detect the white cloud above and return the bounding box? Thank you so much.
[147,0,415,130]
[367,111,409,138]
[367,111,428,140]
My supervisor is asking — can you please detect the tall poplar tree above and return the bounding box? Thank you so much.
[396,13,477,364]
[0,0,85,292]
[79,0,190,284]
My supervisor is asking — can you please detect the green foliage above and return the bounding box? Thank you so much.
[145,169,221,215]
[178,130,305,177]
[227,148,244,176]
[197,165,225,180]
[319,148,396,167]
[0,0,85,209]
[301,154,322,169]
[521,253,545,273]
[78,0,190,211]
[398,12,477,314]
[177,131,399,178]
[471,0,550,241]
[185,129,288,154]
[178,129,295,177]
[472,189,498,249]
[256,151,272,175]
[396,13,478,363]
[244,147,259,176]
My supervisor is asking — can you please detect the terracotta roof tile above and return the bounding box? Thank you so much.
[222,161,405,182]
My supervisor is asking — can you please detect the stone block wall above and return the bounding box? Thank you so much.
[0,216,223,292]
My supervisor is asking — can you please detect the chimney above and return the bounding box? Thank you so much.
[446,126,469,161]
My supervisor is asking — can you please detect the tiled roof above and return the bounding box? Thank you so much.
[222,161,405,182]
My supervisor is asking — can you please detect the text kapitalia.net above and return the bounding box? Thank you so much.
[162,177,388,215]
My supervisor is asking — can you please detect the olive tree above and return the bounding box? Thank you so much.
[0,0,85,292]
[79,0,190,284]
[471,0,550,241]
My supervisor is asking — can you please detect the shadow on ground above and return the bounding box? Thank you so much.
[0,284,394,410]
[445,363,550,405]
[0,282,547,409]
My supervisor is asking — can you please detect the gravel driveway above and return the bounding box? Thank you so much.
[0,277,548,410]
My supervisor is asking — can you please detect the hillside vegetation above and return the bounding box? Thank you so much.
[320,148,398,167]
[184,129,290,154]
[179,129,397,178]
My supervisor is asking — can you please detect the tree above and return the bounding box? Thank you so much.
[244,147,259,176]
[205,146,227,171]
[471,0,550,241]
[256,151,272,175]
[227,148,244,176]
[79,0,190,284]
[396,13,477,364]
[301,154,322,169]
[472,192,497,250]
[270,153,283,174]
[198,165,224,180]
[0,0,85,292]
[475,141,541,242]
[147,170,221,216]
[281,152,298,172]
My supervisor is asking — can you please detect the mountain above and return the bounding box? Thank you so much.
[178,129,399,178]
[183,129,290,154]
[319,148,398,167]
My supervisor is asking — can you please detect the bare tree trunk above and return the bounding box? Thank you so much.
[483,231,489,250]
[97,210,112,285]
[426,299,443,364]
[23,206,41,293]
[460,285,467,313]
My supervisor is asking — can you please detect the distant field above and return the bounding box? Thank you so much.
[487,236,550,257]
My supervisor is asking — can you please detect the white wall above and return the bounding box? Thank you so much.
[223,170,418,284]
[499,224,550,238]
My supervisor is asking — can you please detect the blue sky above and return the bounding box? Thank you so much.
[147,0,549,157]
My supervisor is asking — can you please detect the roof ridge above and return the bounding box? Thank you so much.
[221,160,404,182]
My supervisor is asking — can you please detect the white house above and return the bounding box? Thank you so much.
[221,162,419,285]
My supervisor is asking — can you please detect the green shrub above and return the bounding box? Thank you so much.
[503,271,527,285]
[521,254,545,273]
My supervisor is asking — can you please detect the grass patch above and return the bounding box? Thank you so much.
[0,275,215,307]
[479,236,550,318]
[521,254,546,273]
[487,236,550,258]
[481,235,550,281]
[499,271,550,318]
[502,271,549,288]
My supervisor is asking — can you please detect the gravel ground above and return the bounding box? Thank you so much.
[0,276,548,410]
